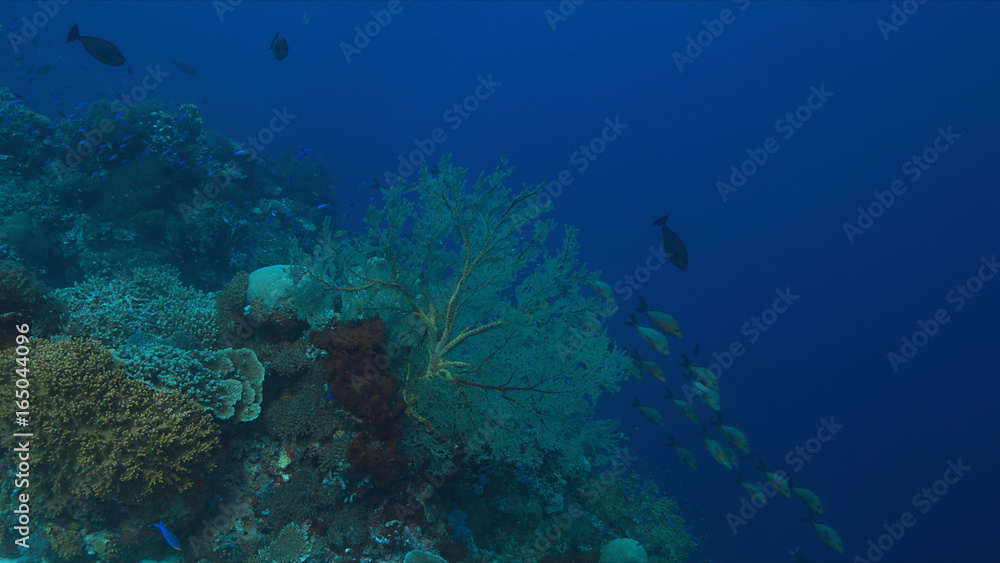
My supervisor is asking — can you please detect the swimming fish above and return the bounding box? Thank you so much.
[653,214,688,269]
[627,355,644,380]
[663,388,698,424]
[679,354,718,392]
[802,511,843,553]
[625,313,669,355]
[65,23,125,67]
[696,425,737,469]
[711,412,750,455]
[787,475,824,515]
[152,520,181,550]
[341,200,356,221]
[631,349,665,382]
[789,546,809,563]
[665,436,697,470]
[755,459,791,498]
[733,472,767,506]
[691,379,720,411]
[630,397,665,427]
[270,31,289,60]
[296,147,311,160]
[635,296,682,337]
[589,279,614,301]
[172,58,197,75]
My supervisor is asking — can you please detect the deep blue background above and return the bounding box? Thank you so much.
[4,1,998,561]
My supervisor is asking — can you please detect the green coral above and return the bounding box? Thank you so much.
[257,523,311,563]
[584,473,697,563]
[0,339,220,512]
[297,155,629,470]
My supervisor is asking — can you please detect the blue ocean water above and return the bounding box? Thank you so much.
[2,1,998,562]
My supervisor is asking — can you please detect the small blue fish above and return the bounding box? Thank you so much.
[296,147,311,160]
[113,111,124,120]
[316,204,330,209]
[153,520,181,550]
[285,212,295,218]
[173,112,189,123]
[325,392,332,402]
[234,149,250,156]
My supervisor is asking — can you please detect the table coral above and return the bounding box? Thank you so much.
[0,339,220,511]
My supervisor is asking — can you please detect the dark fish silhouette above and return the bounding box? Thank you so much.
[65,24,125,67]
[270,32,289,60]
[653,214,688,269]
[171,59,197,75]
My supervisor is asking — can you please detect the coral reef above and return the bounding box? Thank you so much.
[116,344,265,421]
[0,339,220,511]
[300,156,629,470]
[57,264,219,345]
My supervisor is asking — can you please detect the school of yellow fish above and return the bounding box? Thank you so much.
[601,289,844,556]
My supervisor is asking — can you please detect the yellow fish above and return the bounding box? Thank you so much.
[632,349,665,382]
[755,459,791,498]
[625,313,669,355]
[697,425,737,469]
[665,436,697,470]
[803,511,843,553]
[630,397,665,427]
[663,388,698,425]
[788,475,824,515]
[680,354,719,392]
[635,295,682,337]
[734,472,767,505]
[711,412,750,455]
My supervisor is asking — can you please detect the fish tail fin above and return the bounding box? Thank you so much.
[630,396,640,408]
[696,423,709,438]
[733,472,744,484]
[679,354,692,368]
[755,458,767,472]
[802,510,816,524]
[665,436,676,448]
[653,214,670,226]
[65,23,79,42]
[635,296,649,312]
[663,388,674,399]
[631,349,641,360]
[625,313,638,327]
[710,411,723,426]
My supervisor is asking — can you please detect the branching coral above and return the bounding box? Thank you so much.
[257,522,311,563]
[56,264,219,344]
[297,156,629,468]
[0,339,220,512]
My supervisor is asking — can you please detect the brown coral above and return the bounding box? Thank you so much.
[309,317,408,482]
[0,339,220,511]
